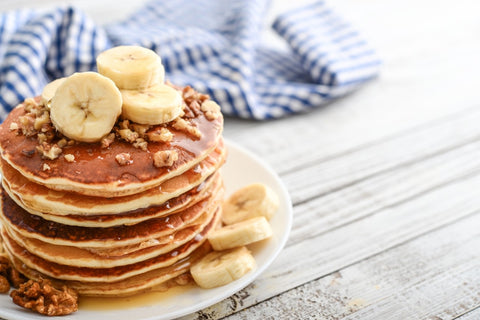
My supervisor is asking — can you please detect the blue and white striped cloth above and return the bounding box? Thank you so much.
[0,0,380,120]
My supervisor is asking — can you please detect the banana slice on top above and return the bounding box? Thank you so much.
[121,84,183,125]
[222,183,280,225]
[190,246,256,289]
[96,45,164,90]
[50,72,122,143]
[41,77,65,107]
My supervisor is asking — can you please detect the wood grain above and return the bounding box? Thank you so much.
[455,307,480,320]
[2,0,480,319]
[181,107,480,318]
[223,212,480,319]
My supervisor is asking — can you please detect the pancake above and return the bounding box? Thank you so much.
[3,201,218,268]
[1,208,220,282]
[0,90,223,197]
[15,171,223,228]
[6,241,212,297]
[0,138,225,217]
[0,185,223,248]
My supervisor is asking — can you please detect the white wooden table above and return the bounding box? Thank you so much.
[2,0,480,319]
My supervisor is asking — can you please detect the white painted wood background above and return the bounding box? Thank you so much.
[1,0,480,319]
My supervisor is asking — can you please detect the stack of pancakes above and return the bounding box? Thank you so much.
[0,88,225,296]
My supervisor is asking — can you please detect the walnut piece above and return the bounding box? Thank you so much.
[8,268,27,288]
[133,138,148,151]
[172,118,202,139]
[0,255,27,290]
[9,122,19,131]
[0,276,9,293]
[64,154,75,162]
[201,100,221,120]
[153,150,178,168]
[147,127,173,143]
[181,85,210,118]
[36,143,62,160]
[33,111,50,131]
[117,128,139,143]
[10,279,78,316]
[115,153,132,166]
[101,133,115,148]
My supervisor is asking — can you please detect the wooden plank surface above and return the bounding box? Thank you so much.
[2,0,480,319]
[224,212,480,319]
[181,107,480,319]
[456,308,480,320]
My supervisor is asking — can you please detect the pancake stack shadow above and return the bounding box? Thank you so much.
[0,86,226,297]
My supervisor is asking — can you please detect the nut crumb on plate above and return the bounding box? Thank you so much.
[10,279,79,316]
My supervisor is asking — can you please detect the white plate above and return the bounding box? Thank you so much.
[0,139,293,320]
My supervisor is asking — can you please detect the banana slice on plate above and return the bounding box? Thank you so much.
[222,183,280,225]
[41,77,65,106]
[190,246,256,289]
[121,84,183,125]
[97,45,164,90]
[50,72,122,143]
[208,216,273,251]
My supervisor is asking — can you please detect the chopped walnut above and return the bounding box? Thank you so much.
[182,86,209,110]
[57,138,67,148]
[33,111,50,130]
[10,279,78,316]
[64,154,75,162]
[23,98,40,114]
[0,256,10,276]
[9,122,19,131]
[0,276,9,293]
[0,256,27,290]
[101,133,115,148]
[42,163,51,171]
[201,100,221,120]
[118,128,139,143]
[147,127,173,143]
[115,153,132,166]
[8,268,27,288]
[37,133,47,144]
[133,138,148,151]
[36,143,62,160]
[153,150,178,168]
[119,119,130,130]
[131,123,150,136]
[18,114,36,136]
[172,118,202,139]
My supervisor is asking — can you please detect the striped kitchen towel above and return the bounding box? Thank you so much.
[0,0,380,120]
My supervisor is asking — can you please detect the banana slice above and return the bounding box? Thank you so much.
[121,84,183,125]
[50,72,122,143]
[222,183,279,225]
[41,78,65,106]
[190,246,256,289]
[208,216,273,251]
[96,45,164,90]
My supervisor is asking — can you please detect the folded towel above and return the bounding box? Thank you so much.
[0,0,380,120]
